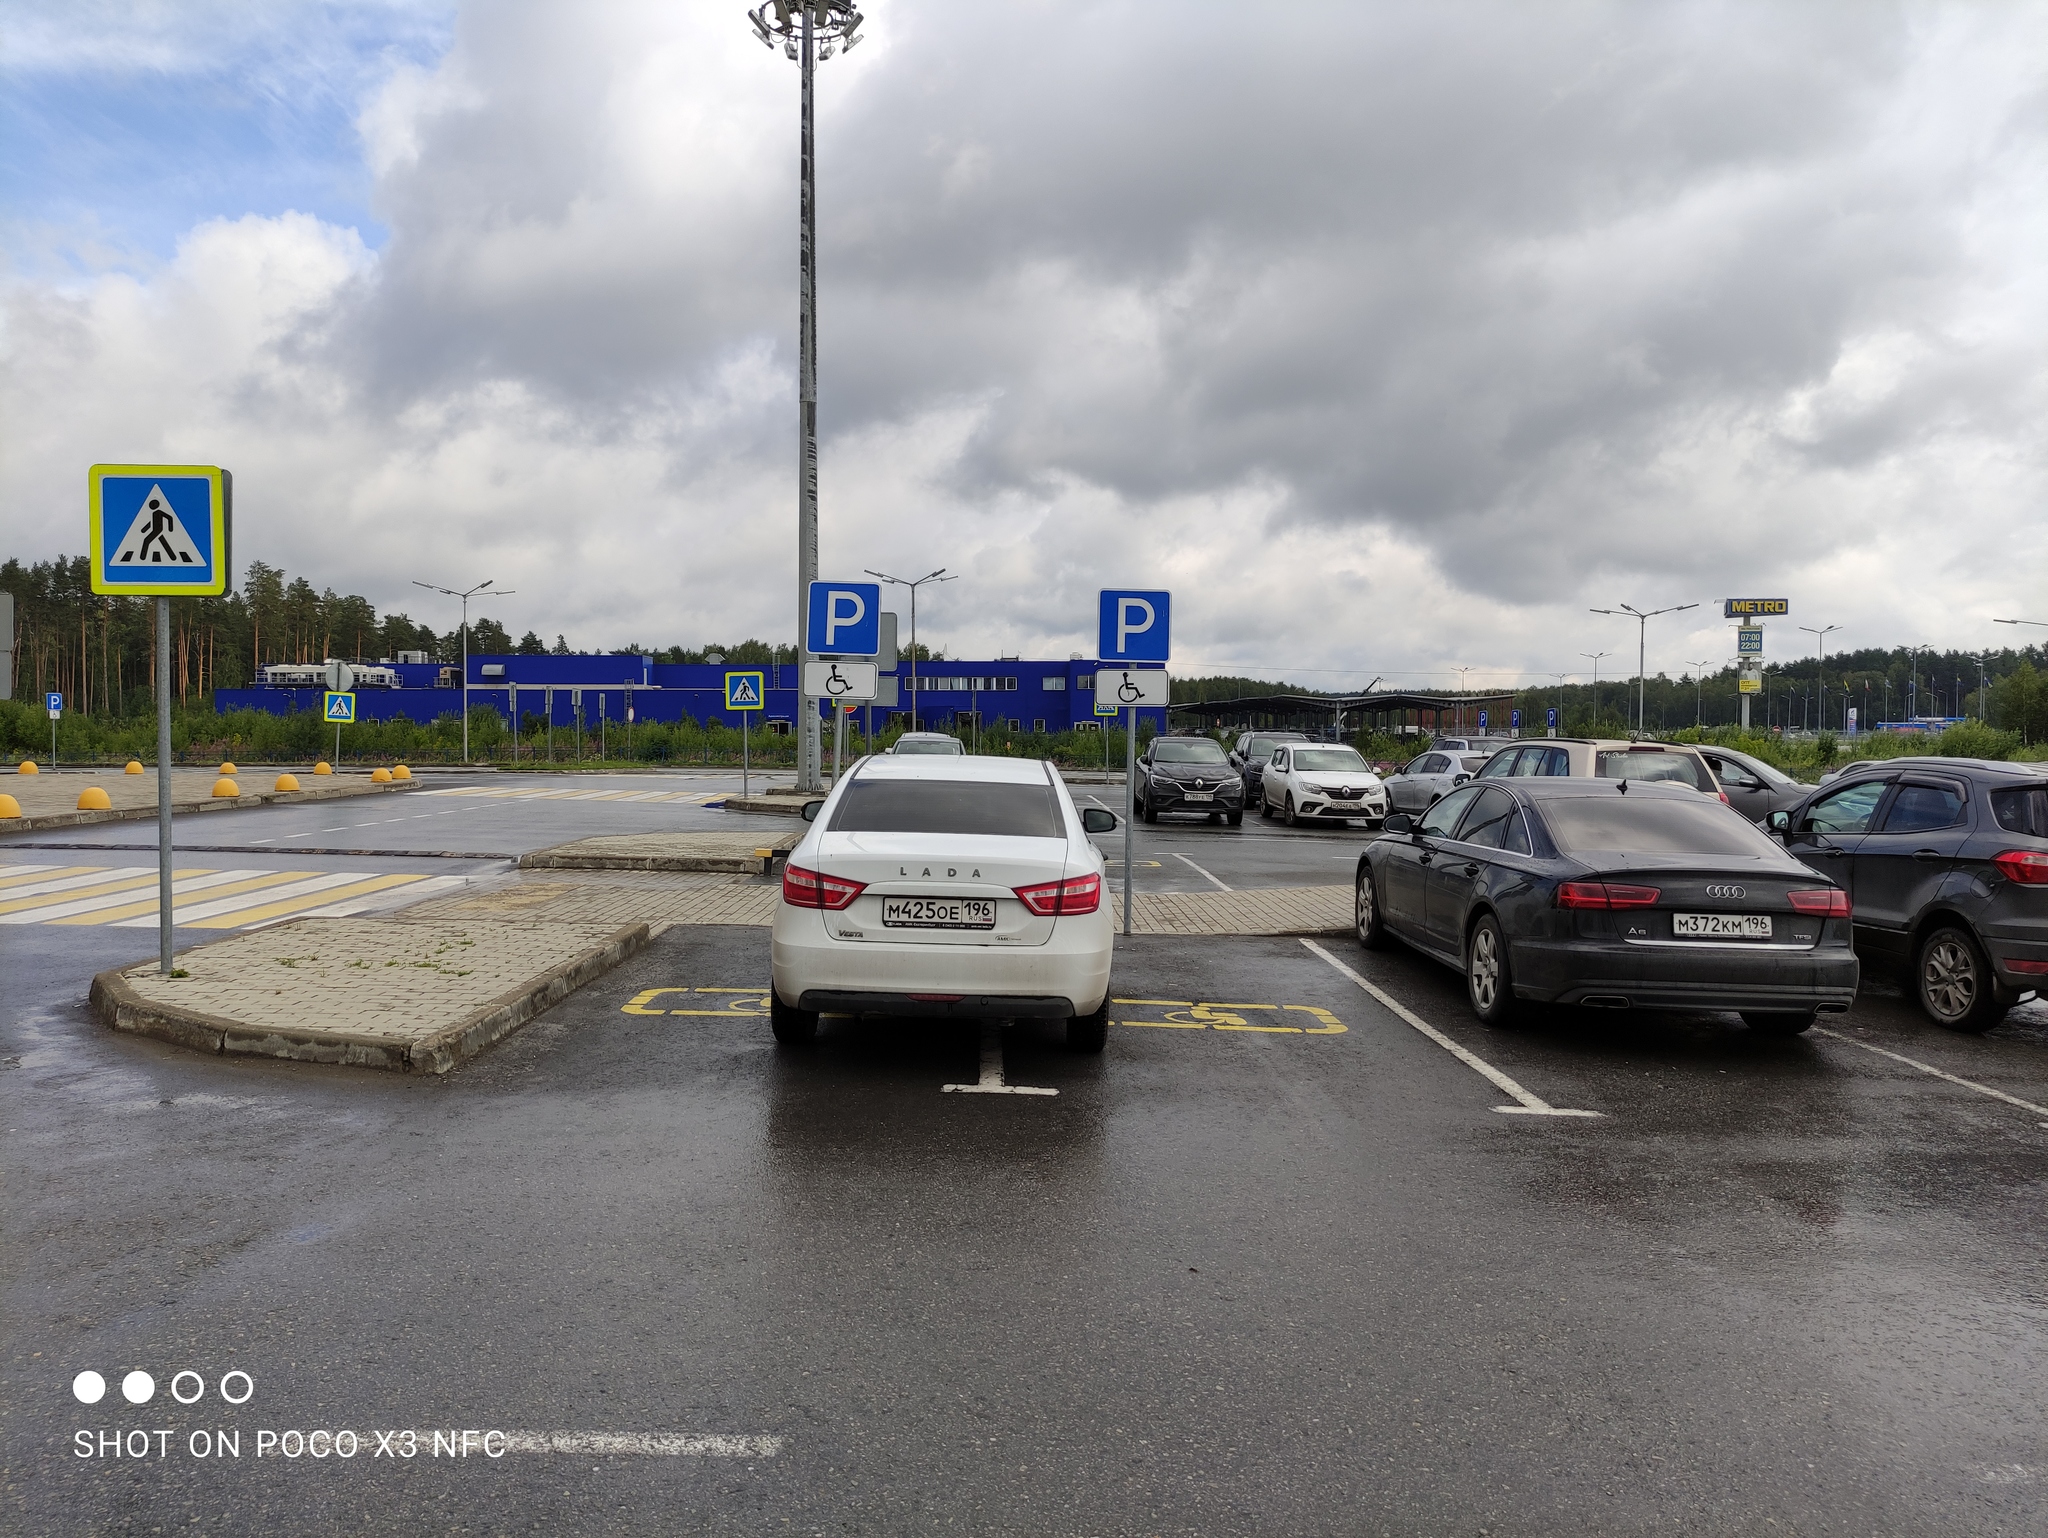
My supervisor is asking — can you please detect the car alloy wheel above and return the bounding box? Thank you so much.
[1355,869,1386,949]
[1285,794,1300,827]
[1465,914,1517,1026]
[1916,925,2006,1034]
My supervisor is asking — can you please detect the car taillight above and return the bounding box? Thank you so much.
[1013,871,1103,916]
[1787,888,1851,919]
[782,863,866,910]
[1993,850,2048,885]
[1556,880,1661,910]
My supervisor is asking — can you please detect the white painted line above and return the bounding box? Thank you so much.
[1,869,270,923]
[1173,853,1231,892]
[457,1431,783,1457]
[297,875,466,918]
[0,866,156,900]
[110,871,386,926]
[1812,1026,2048,1119]
[1299,939,1600,1118]
[943,1023,1058,1096]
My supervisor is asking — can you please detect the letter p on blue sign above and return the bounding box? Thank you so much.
[1098,589,1170,662]
[806,581,880,657]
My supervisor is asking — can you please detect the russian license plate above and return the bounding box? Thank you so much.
[1674,913,1772,939]
[882,896,996,930]
[1183,790,1214,802]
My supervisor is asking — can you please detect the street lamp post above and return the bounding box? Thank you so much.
[1797,624,1840,735]
[866,568,954,732]
[413,578,513,764]
[1906,642,1930,723]
[1452,666,1473,735]
[1683,660,1712,727]
[1589,601,1699,736]
[1579,651,1610,730]
[750,1,866,792]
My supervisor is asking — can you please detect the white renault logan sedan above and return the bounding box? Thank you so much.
[771,755,1121,1052]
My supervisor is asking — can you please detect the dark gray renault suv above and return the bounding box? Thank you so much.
[1771,760,2048,1032]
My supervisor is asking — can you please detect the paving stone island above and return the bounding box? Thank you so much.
[90,915,650,1073]
[518,829,801,873]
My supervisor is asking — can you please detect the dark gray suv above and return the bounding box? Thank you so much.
[1771,760,2048,1032]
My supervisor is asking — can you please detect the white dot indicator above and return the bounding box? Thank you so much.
[121,1370,155,1405]
[72,1371,107,1405]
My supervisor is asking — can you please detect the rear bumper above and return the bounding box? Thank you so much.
[1514,937,1860,1013]
[772,903,1113,1017]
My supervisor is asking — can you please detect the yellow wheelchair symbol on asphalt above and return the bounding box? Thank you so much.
[623,986,770,1017]
[1111,999,1345,1034]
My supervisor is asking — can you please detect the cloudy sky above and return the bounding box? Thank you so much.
[3,0,2043,689]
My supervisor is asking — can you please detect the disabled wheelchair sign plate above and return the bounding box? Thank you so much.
[89,464,232,596]
[803,660,877,701]
[1097,668,1169,708]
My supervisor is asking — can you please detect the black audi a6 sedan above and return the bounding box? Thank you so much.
[1354,779,1858,1034]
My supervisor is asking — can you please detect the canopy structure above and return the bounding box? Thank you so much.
[1170,691,1519,736]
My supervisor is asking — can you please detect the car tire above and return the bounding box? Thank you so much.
[1067,1001,1109,1054]
[1226,809,1243,827]
[1143,798,1158,824]
[1354,868,1387,950]
[1741,1011,1817,1037]
[770,993,818,1046]
[1915,924,2008,1034]
[1284,794,1301,828]
[1260,794,1274,820]
[1465,913,1518,1027]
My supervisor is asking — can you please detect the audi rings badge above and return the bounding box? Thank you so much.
[1705,884,1747,899]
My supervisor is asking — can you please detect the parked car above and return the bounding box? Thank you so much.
[1473,738,1725,800]
[1383,749,1496,814]
[1258,743,1388,826]
[1137,736,1245,825]
[888,732,966,755]
[771,755,1120,1051]
[1433,736,1516,755]
[1694,745,1809,825]
[1228,730,1312,803]
[1769,759,2048,1032]
[1355,780,1857,1032]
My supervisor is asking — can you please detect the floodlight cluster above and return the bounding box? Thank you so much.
[748,1,865,60]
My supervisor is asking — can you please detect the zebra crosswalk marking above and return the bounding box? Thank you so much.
[417,785,724,805]
[0,862,440,930]
[0,866,167,904]
[0,863,75,889]
[49,869,317,926]
[0,869,205,917]
[182,873,424,929]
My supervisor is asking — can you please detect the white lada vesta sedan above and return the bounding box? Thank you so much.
[771,755,1121,1052]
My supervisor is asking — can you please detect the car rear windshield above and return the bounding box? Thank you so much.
[831,778,1064,838]
[1153,739,1228,764]
[1294,748,1368,773]
[1538,795,1781,857]
[1594,749,1711,792]
[1992,785,2048,838]
[893,738,963,755]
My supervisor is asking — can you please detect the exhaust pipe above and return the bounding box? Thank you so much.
[1815,1001,1850,1014]
[1580,994,1632,1009]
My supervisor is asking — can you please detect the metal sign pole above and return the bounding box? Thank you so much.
[155,598,173,973]
[1123,705,1136,936]
[833,703,845,784]
[742,711,751,799]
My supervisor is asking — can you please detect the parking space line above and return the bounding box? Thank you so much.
[942,1023,1058,1096]
[1173,853,1231,892]
[1299,939,1601,1118]
[1812,1026,2048,1121]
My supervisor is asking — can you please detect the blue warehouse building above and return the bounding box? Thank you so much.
[216,654,1169,736]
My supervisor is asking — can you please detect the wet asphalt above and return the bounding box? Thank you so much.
[3,793,2047,1535]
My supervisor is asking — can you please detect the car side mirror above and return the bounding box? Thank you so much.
[801,799,823,823]
[1453,773,1470,785]
[1382,812,1414,836]
[1765,809,1789,835]
[1081,807,1118,834]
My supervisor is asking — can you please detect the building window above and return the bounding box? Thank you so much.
[1006,718,1021,730]
[1077,674,1096,690]
[1043,677,1066,691]
[1033,719,1046,733]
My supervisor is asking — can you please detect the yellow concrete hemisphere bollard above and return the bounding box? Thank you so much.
[211,776,241,799]
[219,762,237,776]
[312,761,333,775]
[124,760,145,775]
[274,773,301,792]
[17,761,38,775]
[0,793,21,819]
[370,767,393,783]
[76,787,114,811]
[391,764,412,780]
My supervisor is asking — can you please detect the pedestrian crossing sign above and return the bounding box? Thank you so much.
[89,464,232,596]
[724,671,765,711]
[325,692,356,723]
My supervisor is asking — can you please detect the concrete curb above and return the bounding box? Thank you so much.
[3,778,418,833]
[520,850,770,873]
[723,794,822,816]
[87,920,652,1074]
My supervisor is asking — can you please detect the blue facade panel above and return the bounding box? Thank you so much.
[220,655,1168,733]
